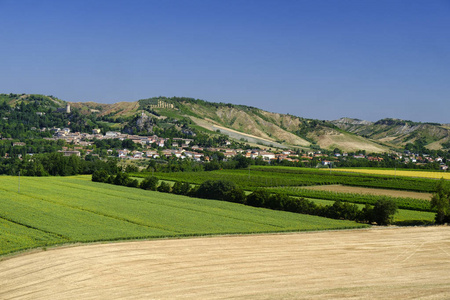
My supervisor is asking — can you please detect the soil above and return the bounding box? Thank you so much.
[1,226,449,299]
[303,184,432,200]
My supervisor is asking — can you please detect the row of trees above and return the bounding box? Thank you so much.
[92,174,399,225]
[0,152,119,176]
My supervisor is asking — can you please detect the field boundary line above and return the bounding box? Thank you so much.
[46,180,290,229]
[9,189,183,234]
[0,215,70,240]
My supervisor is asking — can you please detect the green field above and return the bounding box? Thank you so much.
[136,166,440,193]
[0,176,367,256]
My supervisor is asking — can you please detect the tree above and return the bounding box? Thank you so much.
[430,178,450,224]
[172,181,191,195]
[113,172,131,186]
[372,198,398,225]
[196,180,245,203]
[92,169,109,182]
[246,189,270,207]
[157,181,172,193]
[140,176,159,190]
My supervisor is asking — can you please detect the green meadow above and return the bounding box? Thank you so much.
[0,175,367,256]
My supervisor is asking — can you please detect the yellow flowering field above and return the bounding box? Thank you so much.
[332,168,450,180]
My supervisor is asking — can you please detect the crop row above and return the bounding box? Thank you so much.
[136,167,439,193]
[0,176,365,255]
[269,186,433,212]
[250,166,439,192]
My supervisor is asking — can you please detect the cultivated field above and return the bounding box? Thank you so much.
[303,184,432,200]
[332,168,450,180]
[1,226,449,299]
[0,176,365,255]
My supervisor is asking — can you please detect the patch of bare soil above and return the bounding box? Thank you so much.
[316,132,388,153]
[1,227,450,299]
[303,184,432,200]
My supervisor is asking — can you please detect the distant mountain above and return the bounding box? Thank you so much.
[2,93,448,153]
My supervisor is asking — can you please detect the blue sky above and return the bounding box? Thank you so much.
[1,0,449,123]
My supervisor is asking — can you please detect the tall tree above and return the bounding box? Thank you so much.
[430,178,450,224]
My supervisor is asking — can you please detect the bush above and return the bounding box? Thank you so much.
[196,180,245,203]
[325,200,360,220]
[172,181,191,195]
[140,176,159,191]
[92,170,109,182]
[113,172,131,186]
[246,189,270,207]
[127,179,139,188]
[266,193,290,210]
[371,198,398,225]
[285,197,318,215]
[157,181,172,193]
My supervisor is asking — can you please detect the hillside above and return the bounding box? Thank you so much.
[332,117,450,151]
[68,96,390,152]
[2,93,447,153]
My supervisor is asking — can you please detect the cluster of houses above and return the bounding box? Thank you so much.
[4,126,448,170]
[114,148,307,162]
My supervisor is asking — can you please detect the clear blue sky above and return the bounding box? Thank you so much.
[1,0,449,123]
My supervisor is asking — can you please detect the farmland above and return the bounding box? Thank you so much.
[331,168,450,180]
[0,175,366,256]
[134,166,437,214]
[2,227,449,299]
[303,184,432,199]
[139,166,440,193]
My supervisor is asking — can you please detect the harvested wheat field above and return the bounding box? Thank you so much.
[303,184,432,200]
[1,227,450,299]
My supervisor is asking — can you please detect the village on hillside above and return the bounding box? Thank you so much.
[9,127,442,170]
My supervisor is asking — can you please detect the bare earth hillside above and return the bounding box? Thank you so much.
[1,227,449,299]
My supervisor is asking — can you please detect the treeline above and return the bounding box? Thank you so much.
[0,152,118,176]
[92,174,399,225]
[271,187,432,212]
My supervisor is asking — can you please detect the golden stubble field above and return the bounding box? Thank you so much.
[1,226,450,299]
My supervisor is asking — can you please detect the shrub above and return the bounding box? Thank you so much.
[157,181,172,193]
[127,179,139,188]
[246,189,270,207]
[325,200,360,220]
[113,172,131,186]
[196,180,245,203]
[172,181,191,195]
[371,198,398,225]
[140,176,159,191]
[92,170,109,183]
[266,193,290,210]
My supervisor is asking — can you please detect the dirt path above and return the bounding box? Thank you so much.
[1,227,450,299]
[303,184,432,200]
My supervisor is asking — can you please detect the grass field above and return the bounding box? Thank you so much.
[331,168,450,180]
[0,176,367,256]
